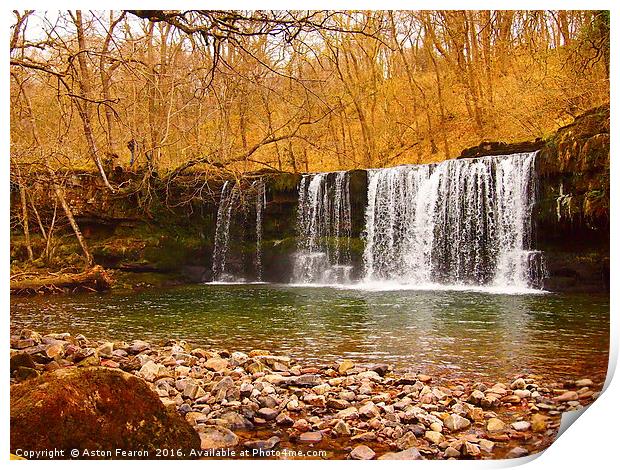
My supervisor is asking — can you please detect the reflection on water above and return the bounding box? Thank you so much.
[10,284,609,383]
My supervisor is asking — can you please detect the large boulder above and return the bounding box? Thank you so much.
[11,367,200,459]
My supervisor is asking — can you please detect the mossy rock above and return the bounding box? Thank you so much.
[10,367,200,459]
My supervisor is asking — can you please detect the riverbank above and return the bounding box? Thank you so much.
[10,328,602,460]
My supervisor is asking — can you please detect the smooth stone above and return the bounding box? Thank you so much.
[199,426,239,450]
[298,431,323,443]
[556,391,579,402]
[378,447,422,460]
[257,407,278,421]
[511,421,531,432]
[443,447,461,458]
[511,378,526,390]
[531,414,548,432]
[486,417,506,433]
[333,419,351,436]
[505,446,529,459]
[350,445,375,460]
[575,378,593,387]
[243,436,280,451]
[126,340,150,355]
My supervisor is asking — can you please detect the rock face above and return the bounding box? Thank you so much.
[10,367,200,458]
[535,104,609,292]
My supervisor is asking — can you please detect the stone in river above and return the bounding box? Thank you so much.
[350,445,375,460]
[243,436,280,451]
[486,417,506,433]
[257,407,278,421]
[511,378,527,390]
[379,447,422,460]
[219,411,254,430]
[288,374,322,388]
[351,431,376,442]
[511,421,531,432]
[555,391,579,402]
[505,446,529,459]
[443,447,461,459]
[333,420,351,436]
[336,407,359,420]
[443,413,471,432]
[531,414,548,432]
[298,431,323,444]
[276,412,294,427]
[14,366,39,381]
[96,342,114,358]
[293,419,312,432]
[467,389,485,405]
[369,364,389,376]
[248,349,270,357]
[199,426,239,450]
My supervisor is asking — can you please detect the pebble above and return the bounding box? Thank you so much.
[298,431,323,444]
[486,417,506,433]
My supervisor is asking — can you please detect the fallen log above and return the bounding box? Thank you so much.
[10,265,113,295]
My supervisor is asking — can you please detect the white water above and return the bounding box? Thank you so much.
[363,152,545,290]
[254,179,266,282]
[292,171,353,284]
[212,181,239,282]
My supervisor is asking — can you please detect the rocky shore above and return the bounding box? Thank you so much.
[10,329,601,460]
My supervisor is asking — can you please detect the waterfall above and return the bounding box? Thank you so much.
[292,171,353,284]
[363,152,545,289]
[212,181,239,281]
[254,179,266,281]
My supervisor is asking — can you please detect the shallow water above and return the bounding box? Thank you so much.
[10,284,609,384]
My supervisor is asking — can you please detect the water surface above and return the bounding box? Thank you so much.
[10,284,609,384]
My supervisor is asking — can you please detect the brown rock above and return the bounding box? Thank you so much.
[350,445,375,460]
[10,367,200,458]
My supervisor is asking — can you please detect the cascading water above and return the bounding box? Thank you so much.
[363,152,545,289]
[212,181,239,281]
[292,171,353,284]
[254,179,266,282]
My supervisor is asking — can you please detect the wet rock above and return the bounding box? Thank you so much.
[511,421,531,432]
[219,411,254,430]
[303,393,326,407]
[293,419,312,432]
[379,447,422,460]
[333,419,351,436]
[351,431,376,442]
[478,439,495,453]
[10,367,200,457]
[276,412,294,427]
[467,389,485,405]
[531,414,548,432]
[486,417,506,433]
[511,378,526,390]
[248,349,270,357]
[443,414,471,432]
[257,407,278,421]
[243,436,280,451]
[199,426,239,450]
[299,431,323,443]
[555,391,579,402]
[369,364,389,376]
[350,445,375,460]
[395,431,418,450]
[182,381,206,400]
[463,441,481,457]
[505,446,529,459]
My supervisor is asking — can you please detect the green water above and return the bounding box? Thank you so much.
[10,284,609,383]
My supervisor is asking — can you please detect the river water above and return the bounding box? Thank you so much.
[10,284,609,385]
